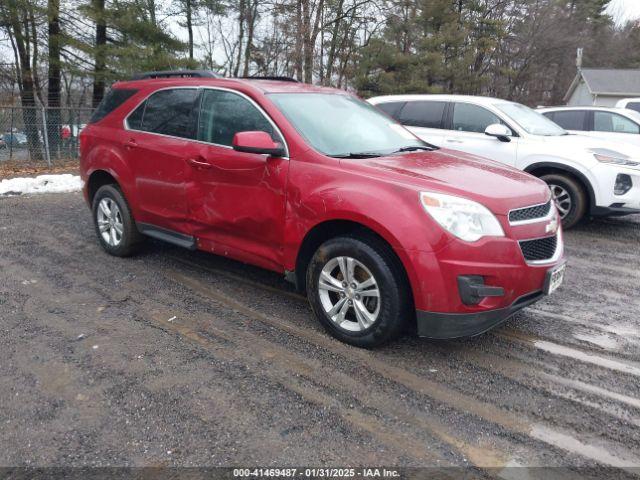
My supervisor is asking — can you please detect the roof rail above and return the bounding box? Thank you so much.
[131,70,220,80]
[239,76,299,83]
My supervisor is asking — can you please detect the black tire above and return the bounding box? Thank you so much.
[92,184,143,257]
[540,173,587,229]
[306,235,411,348]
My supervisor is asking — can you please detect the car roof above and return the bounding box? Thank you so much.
[112,77,342,95]
[538,105,634,113]
[368,94,512,106]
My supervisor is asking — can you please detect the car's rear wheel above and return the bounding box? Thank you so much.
[306,235,410,348]
[92,184,142,256]
[540,173,587,229]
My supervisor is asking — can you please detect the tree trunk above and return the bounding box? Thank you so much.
[186,0,194,60]
[234,0,246,77]
[48,0,62,159]
[92,0,107,108]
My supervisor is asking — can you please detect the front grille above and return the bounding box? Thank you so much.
[509,201,552,224]
[519,235,557,262]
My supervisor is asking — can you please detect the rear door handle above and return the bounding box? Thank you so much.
[187,157,212,170]
[446,139,463,144]
[125,139,137,149]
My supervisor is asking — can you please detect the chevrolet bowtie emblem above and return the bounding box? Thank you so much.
[545,217,559,234]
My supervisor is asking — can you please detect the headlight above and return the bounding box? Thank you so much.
[590,148,639,167]
[420,192,504,242]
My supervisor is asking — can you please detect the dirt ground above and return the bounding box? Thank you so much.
[1,192,639,478]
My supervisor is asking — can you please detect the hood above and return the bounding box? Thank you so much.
[538,133,640,159]
[352,149,550,215]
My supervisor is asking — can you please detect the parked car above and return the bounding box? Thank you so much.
[0,137,6,149]
[538,106,640,147]
[369,94,640,228]
[2,132,27,147]
[80,74,565,347]
[616,98,640,114]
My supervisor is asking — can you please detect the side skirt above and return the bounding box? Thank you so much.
[137,222,197,250]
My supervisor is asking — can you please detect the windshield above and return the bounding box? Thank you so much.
[495,102,567,136]
[269,93,426,157]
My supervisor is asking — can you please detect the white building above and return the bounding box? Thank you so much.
[564,68,640,107]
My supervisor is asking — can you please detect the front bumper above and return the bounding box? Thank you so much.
[589,163,640,213]
[416,290,544,339]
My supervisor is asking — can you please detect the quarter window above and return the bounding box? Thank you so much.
[549,111,586,131]
[197,90,281,146]
[398,101,446,129]
[626,102,640,114]
[452,103,504,133]
[132,88,199,139]
[594,112,640,134]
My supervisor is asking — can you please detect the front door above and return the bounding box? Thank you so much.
[187,88,289,271]
[444,102,519,167]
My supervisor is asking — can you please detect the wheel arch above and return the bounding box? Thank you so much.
[524,162,596,214]
[87,169,120,205]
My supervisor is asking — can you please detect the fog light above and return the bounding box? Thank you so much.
[614,174,632,195]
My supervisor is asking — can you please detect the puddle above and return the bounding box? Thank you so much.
[573,332,618,350]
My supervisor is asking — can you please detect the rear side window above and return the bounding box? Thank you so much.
[550,110,586,130]
[376,101,405,120]
[452,103,503,133]
[132,88,199,139]
[594,112,640,134]
[90,88,138,123]
[626,102,640,114]
[398,101,446,129]
[197,89,281,146]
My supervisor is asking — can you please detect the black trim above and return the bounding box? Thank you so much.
[416,291,544,339]
[137,223,197,250]
[524,162,597,215]
[590,205,640,217]
[457,275,504,306]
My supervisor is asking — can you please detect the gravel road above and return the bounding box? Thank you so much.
[1,192,639,478]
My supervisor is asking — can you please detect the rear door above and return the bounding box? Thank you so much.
[444,102,519,167]
[394,100,449,147]
[589,110,640,146]
[123,87,200,233]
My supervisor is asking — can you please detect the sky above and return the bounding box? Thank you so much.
[606,0,640,25]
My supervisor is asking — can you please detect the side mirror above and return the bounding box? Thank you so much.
[232,131,285,157]
[484,123,512,142]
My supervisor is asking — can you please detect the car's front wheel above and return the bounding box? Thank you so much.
[540,173,587,229]
[306,235,410,348]
[92,184,143,256]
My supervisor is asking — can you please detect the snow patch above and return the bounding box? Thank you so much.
[0,174,83,196]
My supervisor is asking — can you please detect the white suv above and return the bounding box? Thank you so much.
[368,94,640,228]
[537,106,640,148]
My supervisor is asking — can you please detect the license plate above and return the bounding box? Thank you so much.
[544,263,566,295]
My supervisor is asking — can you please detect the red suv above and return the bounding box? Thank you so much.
[79,72,566,347]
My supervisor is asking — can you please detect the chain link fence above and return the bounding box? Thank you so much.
[0,106,94,173]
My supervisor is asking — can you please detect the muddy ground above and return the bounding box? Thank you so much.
[0,192,639,478]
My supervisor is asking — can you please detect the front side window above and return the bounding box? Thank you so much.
[496,102,567,136]
[270,93,425,157]
[594,112,640,134]
[551,111,587,131]
[452,103,504,134]
[132,88,199,139]
[375,101,405,120]
[398,101,446,129]
[197,90,280,146]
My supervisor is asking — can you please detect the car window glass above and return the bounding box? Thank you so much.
[376,101,405,120]
[197,89,281,146]
[139,88,199,139]
[625,102,640,113]
[550,111,585,130]
[452,103,504,133]
[594,111,640,134]
[398,101,446,129]
[90,88,138,123]
[127,102,145,130]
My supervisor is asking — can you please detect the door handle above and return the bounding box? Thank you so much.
[187,157,212,170]
[446,139,463,144]
[125,139,137,149]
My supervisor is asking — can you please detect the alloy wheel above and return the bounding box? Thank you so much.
[548,184,572,219]
[318,256,380,332]
[97,198,124,246]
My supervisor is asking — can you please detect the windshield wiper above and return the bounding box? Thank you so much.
[392,145,438,154]
[331,152,383,158]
